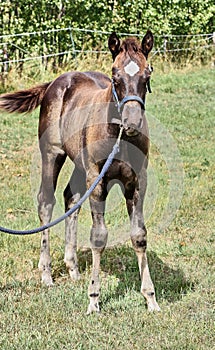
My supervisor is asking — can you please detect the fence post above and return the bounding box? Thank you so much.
[69,26,78,68]
[163,37,167,58]
[212,32,215,68]
[0,46,9,86]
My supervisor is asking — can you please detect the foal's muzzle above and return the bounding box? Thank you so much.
[123,124,142,137]
[122,102,144,136]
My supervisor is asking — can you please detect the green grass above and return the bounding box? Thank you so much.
[0,65,215,349]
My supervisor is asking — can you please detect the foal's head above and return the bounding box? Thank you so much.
[108,31,153,136]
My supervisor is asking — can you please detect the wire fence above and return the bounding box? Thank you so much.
[0,27,214,70]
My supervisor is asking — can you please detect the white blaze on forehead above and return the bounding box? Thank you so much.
[124,61,140,76]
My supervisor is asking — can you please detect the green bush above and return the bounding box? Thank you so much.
[0,0,214,58]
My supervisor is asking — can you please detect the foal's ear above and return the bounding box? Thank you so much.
[108,32,121,61]
[142,30,154,59]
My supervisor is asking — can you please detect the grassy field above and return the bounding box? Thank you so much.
[0,62,214,349]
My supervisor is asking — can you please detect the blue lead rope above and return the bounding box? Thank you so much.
[0,127,123,235]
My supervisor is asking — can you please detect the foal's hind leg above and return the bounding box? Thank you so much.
[38,152,66,286]
[125,174,160,311]
[64,167,86,280]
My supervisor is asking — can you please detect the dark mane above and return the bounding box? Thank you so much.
[120,37,143,60]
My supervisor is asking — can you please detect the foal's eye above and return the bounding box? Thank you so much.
[113,77,120,86]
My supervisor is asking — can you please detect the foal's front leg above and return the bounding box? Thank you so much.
[87,180,108,314]
[125,183,160,311]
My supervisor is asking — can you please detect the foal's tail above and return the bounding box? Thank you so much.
[0,82,51,113]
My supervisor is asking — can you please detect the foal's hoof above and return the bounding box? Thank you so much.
[86,303,100,315]
[147,299,161,312]
[41,271,54,287]
[142,289,161,312]
[68,269,81,281]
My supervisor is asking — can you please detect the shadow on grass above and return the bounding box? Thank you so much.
[77,245,195,304]
[0,245,195,307]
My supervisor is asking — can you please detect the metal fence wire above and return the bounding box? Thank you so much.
[0,28,214,71]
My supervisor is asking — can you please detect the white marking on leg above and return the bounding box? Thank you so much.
[124,61,140,76]
[38,201,55,286]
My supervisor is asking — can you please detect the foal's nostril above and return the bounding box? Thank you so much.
[128,123,137,130]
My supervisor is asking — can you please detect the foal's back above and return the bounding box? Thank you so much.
[38,70,112,165]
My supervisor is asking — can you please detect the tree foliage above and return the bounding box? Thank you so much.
[1,0,214,35]
[0,0,214,66]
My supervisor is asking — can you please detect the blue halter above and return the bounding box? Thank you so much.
[112,79,145,115]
